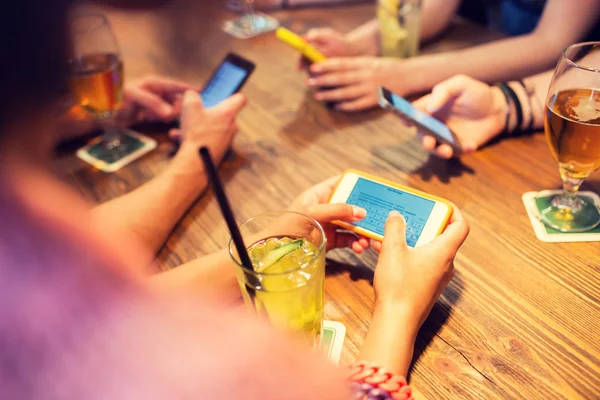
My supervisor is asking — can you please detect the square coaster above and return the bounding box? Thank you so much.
[76,129,157,173]
[323,320,346,364]
[522,190,600,242]
[222,12,279,39]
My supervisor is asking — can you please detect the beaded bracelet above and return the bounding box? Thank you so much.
[348,361,413,400]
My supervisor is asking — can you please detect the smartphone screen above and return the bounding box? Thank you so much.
[387,91,456,146]
[346,178,435,247]
[201,60,249,108]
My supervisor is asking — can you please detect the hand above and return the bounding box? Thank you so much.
[172,91,247,164]
[297,28,352,71]
[371,206,469,330]
[307,57,400,111]
[120,76,197,124]
[289,176,371,254]
[413,75,507,159]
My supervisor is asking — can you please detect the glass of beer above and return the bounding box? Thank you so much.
[67,15,125,154]
[542,42,600,231]
[229,211,326,347]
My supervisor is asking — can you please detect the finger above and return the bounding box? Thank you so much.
[434,144,454,159]
[434,205,470,250]
[182,89,204,111]
[335,96,376,112]
[412,94,431,112]
[127,87,176,120]
[212,93,247,119]
[381,210,408,253]
[334,231,363,252]
[306,203,366,223]
[168,128,182,141]
[143,76,197,94]
[420,134,437,151]
[426,74,471,113]
[308,70,362,88]
[310,57,359,74]
[303,28,329,43]
[372,240,382,253]
[358,237,370,249]
[315,85,364,102]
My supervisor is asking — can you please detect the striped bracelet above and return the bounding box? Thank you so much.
[348,361,413,400]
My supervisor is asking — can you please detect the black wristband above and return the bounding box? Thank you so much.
[496,83,512,135]
[517,80,535,132]
[504,83,523,136]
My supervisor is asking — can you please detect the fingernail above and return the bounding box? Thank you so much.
[352,206,367,218]
[426,104,438,113]
[311,65,321,73]
[388,210,401,218]
[314,93,323,101]
[307,78,317,86]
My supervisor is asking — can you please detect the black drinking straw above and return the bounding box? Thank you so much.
[199,147,253,271]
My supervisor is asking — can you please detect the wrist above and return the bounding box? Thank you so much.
[373,299,421,339]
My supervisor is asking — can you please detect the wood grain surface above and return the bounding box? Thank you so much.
[57,2,600,399]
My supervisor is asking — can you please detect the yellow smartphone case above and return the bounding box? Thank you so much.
[275,27,327,63]
[329,169,453,242]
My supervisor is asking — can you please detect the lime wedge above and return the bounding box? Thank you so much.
[256,239,304,273]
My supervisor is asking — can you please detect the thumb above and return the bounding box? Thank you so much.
[211,93,247,118]
[381,210,408,254]
[426,78,466,114]
[182,89,205,113]
[304,203,366,224]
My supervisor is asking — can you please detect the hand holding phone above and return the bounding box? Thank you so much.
[329,170,452,247]
[378,87,462,154]
[276,27,327,64]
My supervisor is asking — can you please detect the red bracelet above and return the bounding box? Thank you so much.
[348,361,413,400]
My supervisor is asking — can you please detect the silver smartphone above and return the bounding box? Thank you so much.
[378,87,462,153]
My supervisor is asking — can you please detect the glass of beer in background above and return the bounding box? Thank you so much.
[542,42,600,232]
[229,211,326,348]
[68,15,125,154]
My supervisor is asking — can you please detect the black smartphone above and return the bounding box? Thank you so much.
[378,87,462,153]
[200,52,255,108]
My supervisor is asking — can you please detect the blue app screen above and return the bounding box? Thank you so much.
[347,178,435,247]
[201,61,247,108]
[390,92,455,143]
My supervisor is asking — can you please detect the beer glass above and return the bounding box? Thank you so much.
[68,15,126,155]
[542,42,600,231]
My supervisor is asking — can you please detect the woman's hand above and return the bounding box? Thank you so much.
[413,74,507,159]
[289,176,371,254]
[120,76,198,124]
[296,28,353,71]
[173,91,246,164]
[372,206,469,331]
[306,57,401,111]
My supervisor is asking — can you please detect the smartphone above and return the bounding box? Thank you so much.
[329,170,453,247]
[200,52,255,108]
[275,27,327,64]
[378,87,462,153]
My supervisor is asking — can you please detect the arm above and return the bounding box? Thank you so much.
[395,0,600,94]
[92,89,246,258]
[419,0,461,41]
[91,145,207,257]
[359,209,470,377]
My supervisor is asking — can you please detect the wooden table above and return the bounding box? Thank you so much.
[59,2,600,399]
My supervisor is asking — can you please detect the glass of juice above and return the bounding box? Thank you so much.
[229,211,326,347]
[377,0,421,58]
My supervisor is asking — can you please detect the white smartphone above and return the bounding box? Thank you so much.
[378,87,462,153]
[329,170,453,247]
